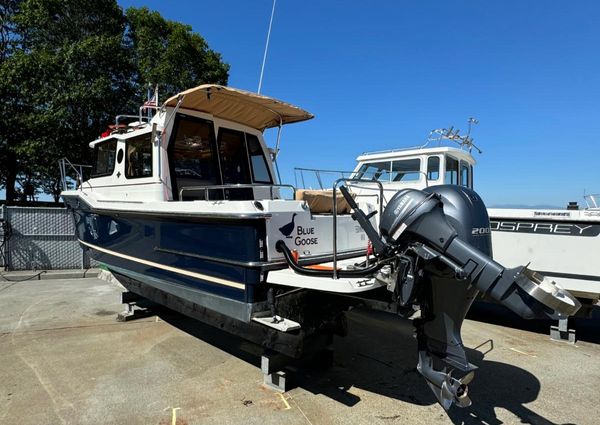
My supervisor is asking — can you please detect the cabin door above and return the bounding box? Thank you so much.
[168,114,221,200]
[216,128,253,200]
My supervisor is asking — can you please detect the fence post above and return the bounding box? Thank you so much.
[82,243,87,270]
[4,205,10,271]
[0,204,6,270]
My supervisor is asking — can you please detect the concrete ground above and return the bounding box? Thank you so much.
[0,277,598,425]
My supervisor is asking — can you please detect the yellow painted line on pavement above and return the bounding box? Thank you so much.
[278,393,291,410]
[509,347,537,358]
[171,407,180,425]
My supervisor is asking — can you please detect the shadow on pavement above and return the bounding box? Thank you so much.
[158,306,568,425]
[468,301,600,345]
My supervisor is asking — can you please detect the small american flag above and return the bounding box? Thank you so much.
[142,86,158,110]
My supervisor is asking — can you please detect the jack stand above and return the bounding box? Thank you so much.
[550,317,576,344]
[261,349,291,392]
[117,291,155,322]
[260,335,335,393]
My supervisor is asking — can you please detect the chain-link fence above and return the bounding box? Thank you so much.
[0,205,97,271]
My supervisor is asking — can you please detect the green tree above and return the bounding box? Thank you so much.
[1,0,134,203]
[125,7,229,100]
[0,1,229,204]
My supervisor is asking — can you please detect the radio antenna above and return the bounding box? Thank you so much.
[467,117,479,137]
[258,0,276,94]
[426,117,482,153]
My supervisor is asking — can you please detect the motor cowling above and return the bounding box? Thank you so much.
[380,185,580,321]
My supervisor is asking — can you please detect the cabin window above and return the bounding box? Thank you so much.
[391,159,421,181]
[355,161,391,182]
[218,129,251,185]
[216,128,254,200]
[246,134,272,183]
[445,156,459,185]
[125,133,153,179]
[91,139,117,177]
[460,161,470,187]
[427,156,440,180]
[169,115,218,200]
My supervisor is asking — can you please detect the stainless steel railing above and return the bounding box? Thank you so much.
[332,178,384,279]
[294,166,430,190]
[585,194,600,210]
[294,167,357,190]
[59,158,93,191]
[179,183,296,201]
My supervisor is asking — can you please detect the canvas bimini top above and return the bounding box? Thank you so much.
[164,84,314,131]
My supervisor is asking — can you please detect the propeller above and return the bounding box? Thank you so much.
[417,351,476,410]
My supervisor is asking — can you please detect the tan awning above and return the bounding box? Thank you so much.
[163,84,314,131]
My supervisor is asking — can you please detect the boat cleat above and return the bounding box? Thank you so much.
[252,313,301,332]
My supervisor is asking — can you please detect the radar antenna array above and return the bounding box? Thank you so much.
[427,117,482,153]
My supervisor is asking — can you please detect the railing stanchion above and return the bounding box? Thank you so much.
[332,184,338,279]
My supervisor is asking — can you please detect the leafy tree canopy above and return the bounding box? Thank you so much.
[0,1,229,203]
[126,7,229,100]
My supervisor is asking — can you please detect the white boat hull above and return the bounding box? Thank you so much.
[488,208,600,301]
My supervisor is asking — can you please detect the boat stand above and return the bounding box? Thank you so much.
[261,337,334,392]
[261,350,291,392]
[117,291,155,322]
[550,318,576,344]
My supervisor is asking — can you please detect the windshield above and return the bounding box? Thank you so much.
[354,161,390,182]
[355,158,421,182]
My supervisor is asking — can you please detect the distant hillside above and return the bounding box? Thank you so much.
[488,204,564,210]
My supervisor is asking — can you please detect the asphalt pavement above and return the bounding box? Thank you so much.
[0,277,598,425]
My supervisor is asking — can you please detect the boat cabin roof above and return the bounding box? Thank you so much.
[164,84,314,131]
[89,125,151,148]
[356,146,476,165]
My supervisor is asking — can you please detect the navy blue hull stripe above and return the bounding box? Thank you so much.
[79,239,245,289]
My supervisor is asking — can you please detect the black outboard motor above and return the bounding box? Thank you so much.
[343,184,580,409]
[277,184,580,409]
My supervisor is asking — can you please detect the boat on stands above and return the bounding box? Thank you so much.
[60,86,579,410]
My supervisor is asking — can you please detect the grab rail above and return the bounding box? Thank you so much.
[585,194,600,210]
[59,158,93,191]
[294,166,430,190]
[294,167,356,190]
[179,183,296,201]
[332,178,384,279]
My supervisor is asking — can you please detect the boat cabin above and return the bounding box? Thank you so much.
[294,134,477,204]
[61,85,381,274]
[85,85,312,203]
[352,145,475,191]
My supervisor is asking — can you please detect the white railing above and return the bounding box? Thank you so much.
[58,158,92,191]
[294,167,356,190]
[584,194,600,210]
[179,183,296,201]
[332,178,384,278]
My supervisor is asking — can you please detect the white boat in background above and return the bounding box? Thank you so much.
[488,194,600,303]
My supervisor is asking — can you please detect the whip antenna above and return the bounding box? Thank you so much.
[258,0,276,94]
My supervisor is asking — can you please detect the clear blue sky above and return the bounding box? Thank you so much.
[11,1,600,207]
[116,0,598,207]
